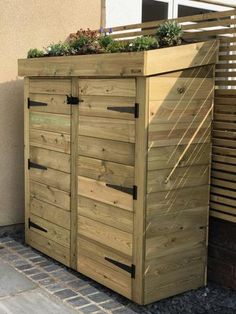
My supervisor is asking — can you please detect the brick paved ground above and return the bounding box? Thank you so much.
[0,236,236,314]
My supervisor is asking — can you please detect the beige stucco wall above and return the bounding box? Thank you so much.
[0,0,101,226]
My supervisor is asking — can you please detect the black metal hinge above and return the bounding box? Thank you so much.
[106,184,137,200]
[28,98,47,109]
[107,103,139,118]
[105,257,135,278]
[67,95,83,105]
[28,218,47,233]
[28,159,47,170]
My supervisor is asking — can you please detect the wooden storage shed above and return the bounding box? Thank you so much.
[18,39,218,304]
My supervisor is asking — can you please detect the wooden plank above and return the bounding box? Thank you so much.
[78,136,135,166]
[78,237,132,274]
[145,41,218,76]
[148,143,211,171]
[29,214,70,248]
[146,207,207,238]
[214,113,236,122]
[79,79,136,97]
[148,164,210,194]
[147,185,209,215]
[211,194,236,208]
[144,263,204,304]
[29,168,70,192]
[29,112,70,134]
[149,76,214,102]
[78,196,133,233]
[212,162,236,174]
[78,156,134,187]
[30,146,70,173]
[212,170,236,182]
[210,210,236,223]
[29,129,70,154]
[30,197,70,230]
[29,230,70,266]
[30,180,70,211]
[210,202,236,216]
[24,78,30,243]
[149,99,213,124]
[78,176,133,212]
[18,52,145,77]
[71,77,78,269]
[146,228,206,260]
[78,215,132,256]
[28,93,70,115]
[211,186,236,199]
[213,121,236,131]
[149,119,211,148]
[132,77,148,304]
[78,96,136,120]
[29,78,71,95]
[77,254,131,299]
[79,116,135,143]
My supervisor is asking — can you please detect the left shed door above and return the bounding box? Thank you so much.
[24,78,72,266]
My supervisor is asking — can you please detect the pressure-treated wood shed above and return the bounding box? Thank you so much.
[18,39,218,304]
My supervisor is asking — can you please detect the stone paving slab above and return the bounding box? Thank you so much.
[1,236,236,314]
[0,288,77,314]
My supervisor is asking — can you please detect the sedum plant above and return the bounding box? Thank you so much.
[156,21,182,47]
[45,42,71,56]
[128,36,159,52]
[27,48,44,58]
[69,28,101,54]
[106,40,127,53]
[98,34,114,50]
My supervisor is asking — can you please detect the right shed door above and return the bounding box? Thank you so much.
[76,78,136,299]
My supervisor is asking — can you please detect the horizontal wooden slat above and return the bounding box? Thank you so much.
[78,215,132,256]
[29,168,70,192]
[210,202,236,216]
[29,129,70,154]
[28,93,70,115]
[79,116,135,143]
[30,146,70,173]
[212,146,236,158]
[79,79,136,97]
[29,214,70,248]
[78,254,131,298]
[148,164,210,193]
[29,230,70,266]
[210,210,236,223]
[78,176,133,212]
[30,197,70,230]
[211,186,236,198]
[29,79,71,95]
[147,185,209,215]
[146,207,207,238]
[212,162,236,174]
[30,181,70,211]
[211,193,236,207]
[78,156,134,187]
[148,143,211,171]
[78,96,135,119]
[212,170,236,182]
[30,112,70,134]
[78,196,133,233]
[78,136,135,166]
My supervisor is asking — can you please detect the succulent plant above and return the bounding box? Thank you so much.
[45,42,71,56]
[128,36,159,52]
[106,40,127,53]
[156,21,183,47]
[98,35,114,50]
[27,48,44,58]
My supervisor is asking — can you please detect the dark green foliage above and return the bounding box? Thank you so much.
[156,21,182,47]
[98,35,114,49]
[106,40,127,53]
[45,42,71,56]
[128,36,159,52]
[27,48,44,58]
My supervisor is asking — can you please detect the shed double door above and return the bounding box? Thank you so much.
[25,77,139,300]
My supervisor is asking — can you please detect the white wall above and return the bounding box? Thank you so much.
[106,0,142,27]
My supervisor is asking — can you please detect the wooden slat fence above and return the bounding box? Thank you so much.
[99,9,236,223]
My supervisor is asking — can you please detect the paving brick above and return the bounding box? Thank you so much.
[38,277,56,286]
[45,283,66,293]
[23,268,41,276]
[79,286,100,296]
[15,264,33,271]
[31,272,49,281]
[67,280,89,291]
[43,264,62,273]
[100,300,124,311]
[54,288,78,300]
[66,296,90,308]
[88,292,112,303]
[79,304,102,313]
